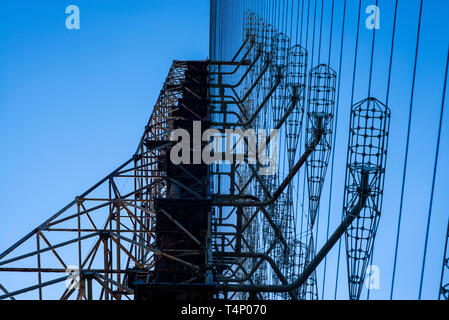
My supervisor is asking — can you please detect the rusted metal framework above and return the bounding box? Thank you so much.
[344,98,390,300]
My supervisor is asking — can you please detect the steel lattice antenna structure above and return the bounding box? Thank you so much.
[0,10,393,301]
[301,64,337,300]
[343,98,390,300]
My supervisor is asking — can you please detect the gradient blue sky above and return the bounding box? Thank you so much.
[0,0,448,300]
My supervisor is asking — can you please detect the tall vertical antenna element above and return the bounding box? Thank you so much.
[305,65,337,227]
[344,97,390,300]
[301,64,337,299]
[285,45,308,299]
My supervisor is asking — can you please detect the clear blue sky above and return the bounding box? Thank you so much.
[0,0,448,300]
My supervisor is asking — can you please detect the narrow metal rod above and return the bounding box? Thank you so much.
[0,283,15,300]
[0,275,68,300]
[0,232,100,267]
[160,209,203,247]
